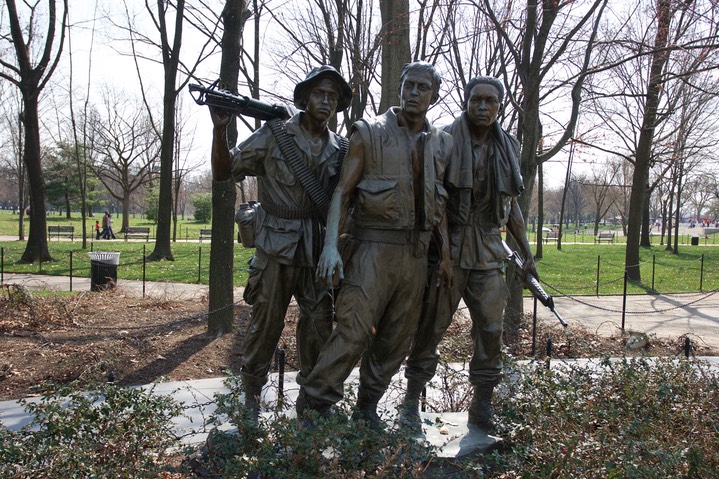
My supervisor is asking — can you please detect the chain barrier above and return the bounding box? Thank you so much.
[542,281,719,315]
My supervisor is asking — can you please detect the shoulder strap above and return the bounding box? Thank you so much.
[267,118,347,214]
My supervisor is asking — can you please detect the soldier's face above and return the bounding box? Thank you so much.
[399,70,435,115]
[305,78,340,122]
[466,83,501,128]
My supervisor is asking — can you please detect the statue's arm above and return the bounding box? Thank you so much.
[506,197,539,279]
[210,107,233,182]
[316,132,365,285]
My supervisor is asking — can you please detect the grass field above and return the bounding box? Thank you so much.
[1,209,717,294]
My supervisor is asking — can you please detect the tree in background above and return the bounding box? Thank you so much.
[0,0,69,263]
[206,0,250,335]
[90,87,160,233]
[0,90,28,239]
[115,0,218,261]
[378,0,410,112]
[190,192,213,223]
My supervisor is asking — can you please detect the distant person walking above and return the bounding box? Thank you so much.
[102,212,116,239]
[95,220,101,239]
[101,212,109,239]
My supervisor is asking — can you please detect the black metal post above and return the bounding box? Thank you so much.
[699,254,704,292]
[142,244,147,298]
[651,254,656,292]
[197,247,202,283]
[277,347,285,409]
[684,337,691,358]
[621,269,628,331]
[69,251,73,292]
[1,246,4,286]
[531,296,538,356]
[596,255,600,296]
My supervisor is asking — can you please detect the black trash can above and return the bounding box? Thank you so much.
[691,236,699,246]
[89,252,120,291]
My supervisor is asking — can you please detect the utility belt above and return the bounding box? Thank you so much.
[353,227,431,257]
[260,197,321,220]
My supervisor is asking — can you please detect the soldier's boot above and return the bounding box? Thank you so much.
[241,376,264,422]
[352,389,384,431]
[467,386,495,432]
[398,379,426,433]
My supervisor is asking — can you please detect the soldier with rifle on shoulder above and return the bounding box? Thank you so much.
[207,65,352,421]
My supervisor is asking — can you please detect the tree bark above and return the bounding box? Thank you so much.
[209,180,237,335]
[208,0,248,335]
[19,100,54,263]
[379,0,410,112]
[147,0,187,262]
[625,0,673,281]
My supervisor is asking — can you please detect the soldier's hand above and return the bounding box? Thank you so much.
[209,106,233,129]
[316,245,343,288]
[522,256,539,282]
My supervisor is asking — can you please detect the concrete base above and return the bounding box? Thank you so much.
[418,412,501,458]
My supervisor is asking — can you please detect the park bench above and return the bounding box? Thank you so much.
[595,231,616,244]
[123,226,151,241]
[48,225,75,241]
[199,228,212,242]
[543,232,561,243]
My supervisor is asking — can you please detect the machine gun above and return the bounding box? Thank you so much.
[189,81,290,121]
[502,240,568,328]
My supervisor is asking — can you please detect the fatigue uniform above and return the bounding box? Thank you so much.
[405,113,524,389]
[302,107,452,408]
[231,112,344,391]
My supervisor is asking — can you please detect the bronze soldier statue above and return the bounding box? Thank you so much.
[400,76,538,433]
[301,62,453,429]
[210,65,353,420]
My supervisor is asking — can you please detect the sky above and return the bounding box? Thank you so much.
[54,0,580,190]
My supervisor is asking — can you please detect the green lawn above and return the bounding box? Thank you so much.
[0,209,212,242]
[1,209,717,294]
[0,240,255,286]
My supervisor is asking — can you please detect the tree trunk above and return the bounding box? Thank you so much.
[209,180,237,335]
[207,0,248,335]
[379,0,410,112]
[121,194,131,233]
[147,0,186,262]
[625,0,673,281]
[19,99,53,264]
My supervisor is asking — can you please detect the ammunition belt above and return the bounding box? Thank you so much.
[260,197,320,220]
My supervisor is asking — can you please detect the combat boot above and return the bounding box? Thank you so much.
[241,375,264,422]
[353,389,384,430]
[398,379,426,433]
[467,385,495,432]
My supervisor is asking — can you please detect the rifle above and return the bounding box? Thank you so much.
[189,81,290,121]
[502,240,568,328]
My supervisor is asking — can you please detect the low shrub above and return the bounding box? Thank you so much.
[0,382,184,479]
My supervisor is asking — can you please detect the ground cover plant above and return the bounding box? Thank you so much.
[0,383,184,479]
[1,288,717,477]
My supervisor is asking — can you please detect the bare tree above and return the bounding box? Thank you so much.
[91,88,160,232]
[581,160,622,235]
[114,0,220,261]
[379,0,410,112]
[0,0,69,263]
[209,0,250,335]
[0,91,28,239]
[618,0,719,279]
